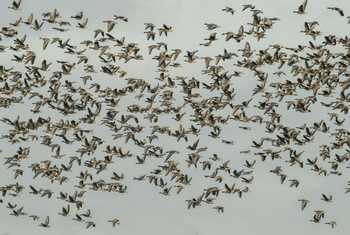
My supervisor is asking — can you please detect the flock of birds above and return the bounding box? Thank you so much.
[0,0,350,230]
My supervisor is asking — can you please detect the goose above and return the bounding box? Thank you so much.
[298,199,309,210]
[244,160,256,169]
[144,23,155,31]
[78,18,88,29]
[29,185,40,195]
[85,221,96,229]
[222,7,234,15]
[32,20,44,30]
[241,176,254,184]
[158,24,172,36]
[29,215,40,221]
[144,31,155,40]
[321,194,333,202]
[279,174,287,184]
[24,14,34,25]
[171,48,182,60]
[108,218,120,227]
[39,216,50,228]
[73,214,83,222]
[113,15,128,22]
[327,7,344,16]
[7,202,17,209]
[289,179,300,187]
[58,205,70,216]
[71,11,83,20]
[310,214,321,223]
[213,206,224,213]
[294,0,308,14]
[10,17,22,27]
[10,207,26,216]
[103,20,115,32]
[184,50,199,63]
[80,209,91,218]
[242,4,255,12]
[8,0,21,10]
[40,37,51,50]
[187,139,200,151]
[325,221,337,228]
[221,139,234,145]
[204,23,219,31]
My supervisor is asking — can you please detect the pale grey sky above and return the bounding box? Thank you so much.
[0,0,350,235]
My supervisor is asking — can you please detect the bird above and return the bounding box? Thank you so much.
[85,221,96,229]
[39,216,50,228]
[222,7,235,15]
[294,0,308,14]
[242,4,255,12]
[321,194,333,202]
[58,205,70,216]
[80,209,91,218]
[29,215,40,221]
[78,18,89,29]
[71,11,83,20]
[289,179,300,188]
[158,24,172,36]
[204,23,219,30]
[8,0,21,10]
[103,20,115,32]
[213,206,224,213]
[325,221,337,228]
[327,7,344,16]
[108,218,120,227]
[40,37,50,50]
[298,199,309,210]
[144,23,155,31]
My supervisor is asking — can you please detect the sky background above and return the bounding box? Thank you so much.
[0,0,350,234]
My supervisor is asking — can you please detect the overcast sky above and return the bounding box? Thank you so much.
[0,0,350,235]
